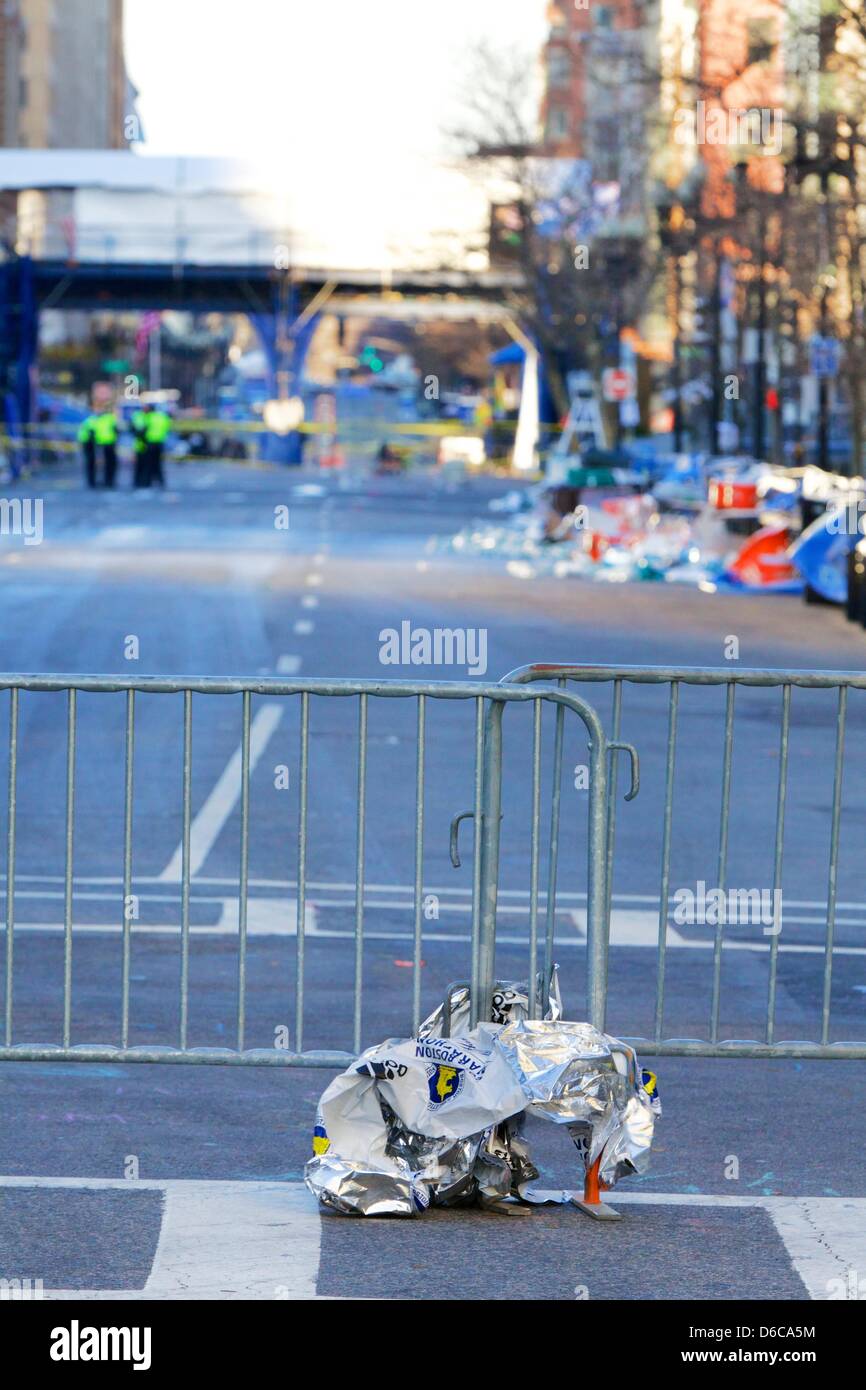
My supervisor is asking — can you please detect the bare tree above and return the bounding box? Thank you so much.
[449,41,661,421]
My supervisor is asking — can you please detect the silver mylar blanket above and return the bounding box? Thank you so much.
[305,981,660,1217]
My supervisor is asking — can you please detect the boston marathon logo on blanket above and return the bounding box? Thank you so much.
[426,1062,465,1108]
[415,1037,488,1109]
[641,1068,662,1116]
[312,1123,330,1155]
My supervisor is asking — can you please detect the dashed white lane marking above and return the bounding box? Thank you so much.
[94,526,150,546]
[293,620,314,635]
[158,704,284,883]
[564,907,866,952]
[301,594,319,609]
[215,897,318,935]
[304,573,323,587]
[570,908,691,947]
[3,1179,863,1301]
[277,654,302,674]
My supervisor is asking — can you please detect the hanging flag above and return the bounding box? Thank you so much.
[135,311,162,360]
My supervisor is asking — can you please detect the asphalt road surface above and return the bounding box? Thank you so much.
[1,456,865,1301]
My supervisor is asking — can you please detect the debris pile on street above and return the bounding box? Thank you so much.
[453,455,866,599]
[304,978,660,1219]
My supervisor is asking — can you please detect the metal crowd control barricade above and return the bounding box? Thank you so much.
[0,672,629,1068]
[502,662,866,1060]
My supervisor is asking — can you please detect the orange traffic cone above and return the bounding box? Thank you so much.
[573,1152,622,1222]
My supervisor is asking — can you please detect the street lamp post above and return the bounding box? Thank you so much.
[658,200,690,454]
[672,252,683,451]
[818,269,833,473]
[694,210,737,457]
[709,239,722,457]
[755,197,768,462]
[731,162,769,462]
[787,118,853,473]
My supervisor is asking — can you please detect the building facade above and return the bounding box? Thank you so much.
[0,0,137,257]
[0,0,133,150]
[540,0,651,211]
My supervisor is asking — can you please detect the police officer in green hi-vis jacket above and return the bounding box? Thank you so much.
[143,404,171,487]
[90,407,119,488]
[130,406,149,488]
[78,415,98,488]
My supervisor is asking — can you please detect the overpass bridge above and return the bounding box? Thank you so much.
[0,254,525,451]
[29,261,522,315]
[0,149,526,447]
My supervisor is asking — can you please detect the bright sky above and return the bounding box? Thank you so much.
[124,0,547,265]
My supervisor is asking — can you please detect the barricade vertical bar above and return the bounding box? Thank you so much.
[295,691,309,1052]
[604,679,623,932]
[62,688,76,1048]
[237,689,251,1052]
[473,698,504,1028]
[585,714,610,1031]
[654,681,679,1044]
[766,683,791,1044]
[121,689,135,1049]
[528,697,542,1018]
[353,693,368,1053]
[821,684,847,1044]
[179,690,192,1049]
[710,682,736,1043]
[542,678,566,990]
[412,695,426,1031]
[4,688,18,1046]
[469,696,484,1011]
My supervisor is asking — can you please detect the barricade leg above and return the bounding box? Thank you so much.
[471,700,504,1028]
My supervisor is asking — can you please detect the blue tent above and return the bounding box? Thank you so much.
[489,342,525,366]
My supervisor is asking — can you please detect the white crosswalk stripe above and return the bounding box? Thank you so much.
[2,1177,864,1301]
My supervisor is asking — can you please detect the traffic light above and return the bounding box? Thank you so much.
[489,202,524,267]
[360,344,384,374]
